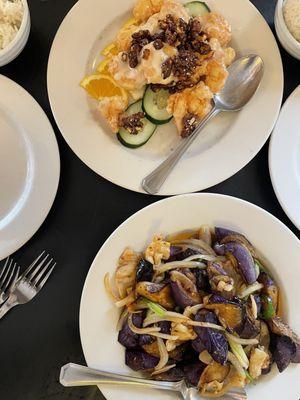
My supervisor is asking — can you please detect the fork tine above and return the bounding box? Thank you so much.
[37,263,56,289]
[3,263,17,292]
[0,257,9,280]
[22,251,46,278]
[27,254,50,282]
[32,258,53,285]
[0,259,13,290]
[12,265,20,287]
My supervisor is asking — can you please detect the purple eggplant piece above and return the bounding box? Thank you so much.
[192,337,206,353]
[139,334,154,346]
[237,315,260,339]
[168,247,202,262]
[167,246,184,261]
[220,242,256,284]
[125,349,159,371]
[194,310,228,365]
[183,361,206,386]
[153,367,184,382]
[170,344,187,362]
[170,280,199,308]
[213,243,226,256]
[258,271,278,311]
[209,294,230,304]
[215,227,239,241]
[208,262,227,276]
[194,269,209,291]
[271,335,295,372]
[158,320,171,334]
[118,314,143,349]
[136,259,154,282]
[292,343,300,363]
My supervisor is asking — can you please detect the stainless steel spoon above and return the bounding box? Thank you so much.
[60,363,247,400]
[142,54,264,195]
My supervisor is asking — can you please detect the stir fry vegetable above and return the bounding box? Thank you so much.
[105,226,300,397]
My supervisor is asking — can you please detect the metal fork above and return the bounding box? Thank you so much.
[0,251,56,320]
[0,258,20,305]
[60,363,247,400]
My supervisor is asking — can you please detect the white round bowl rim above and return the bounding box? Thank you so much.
[276,0,300,51]
[0,0,30,58]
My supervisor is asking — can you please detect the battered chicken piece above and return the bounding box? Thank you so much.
[167,81,213,133]
[199,12,232,46]
[205,59,228,93]
[133,0,163,22]
[98,95,128,133]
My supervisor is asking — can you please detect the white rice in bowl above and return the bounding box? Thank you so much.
[0,0,23,50]
[283,0,300,42]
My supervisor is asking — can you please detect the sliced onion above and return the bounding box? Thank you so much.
[128,314,160,334]
[238,282,263,299]
[171,239,216,255]
[150,332,179,340]
[115,291,136,308]
[155,261,206,274]
[228,351,246,378]
[116,308,128,331]
[226,332,259,346]
[143,313,188,327]
[151,364,176,376]
[187,321,225,331]
[155,337,169,371]
[183,304,204,317]
[199,350,213,365]
[250,294,258,319]
[104,273,119,301]
[182,254,218,262]
[170,270,197,292]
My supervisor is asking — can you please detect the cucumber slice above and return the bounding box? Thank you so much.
[142,86,173,125]
[184,1,211,17]
[117,100,157,148]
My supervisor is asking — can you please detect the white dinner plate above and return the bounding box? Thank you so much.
[269,85,300,230]
[80,193,300,400]
[0,75,60,260]
[47,0,283,195]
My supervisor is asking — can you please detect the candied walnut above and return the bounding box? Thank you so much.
[181,113,198,138]
[172,50,199,79]
[119,111,145,135]
[153,38,164,50]
[128,50,139,68]
[98,95,128,133]
[145,235,170,266]
[121,52,128,62]
[161,57,173,79]
[142,48,151,59]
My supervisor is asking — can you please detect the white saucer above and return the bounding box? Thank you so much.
[269,85,300,230]
[0,75,60,260]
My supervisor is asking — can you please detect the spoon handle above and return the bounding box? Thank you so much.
[60,363,182,392]
[142,106,220,194]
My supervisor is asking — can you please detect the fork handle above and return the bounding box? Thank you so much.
[0,296,18,319]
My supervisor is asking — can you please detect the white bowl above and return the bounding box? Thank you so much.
[275,0,300,60]
[0,0,31,67]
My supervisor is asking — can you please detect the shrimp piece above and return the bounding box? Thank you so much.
[200,12,232,46]
[159,0,190,22]
[205,59,228,93]
[167,81,213,133]
[224,47,236,66]
[98,95,128,133]
[133,0,163,22]
[109,54,147,91]
[115,24,138,52]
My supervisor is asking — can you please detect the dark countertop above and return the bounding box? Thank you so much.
[0,0,299,399]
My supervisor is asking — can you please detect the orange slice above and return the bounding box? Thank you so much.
[80,74,127,101]
[96,58,111,74]
[101,43,119,57]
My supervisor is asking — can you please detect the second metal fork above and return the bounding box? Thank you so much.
[0,251,56,320]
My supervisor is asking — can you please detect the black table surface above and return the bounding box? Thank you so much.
[1,0,299,399]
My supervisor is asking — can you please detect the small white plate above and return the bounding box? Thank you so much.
[269,85,300,230]
[0,75,60,260]
[80,193,300,400]
[47,0,283,195]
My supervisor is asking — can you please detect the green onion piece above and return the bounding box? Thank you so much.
[260,295,275,319]
[245,370,254,383]
[227,336,249,369]
[254,259,266,273]
[146,300,166,317]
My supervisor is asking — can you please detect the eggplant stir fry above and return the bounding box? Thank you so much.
[104,226,300,398]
